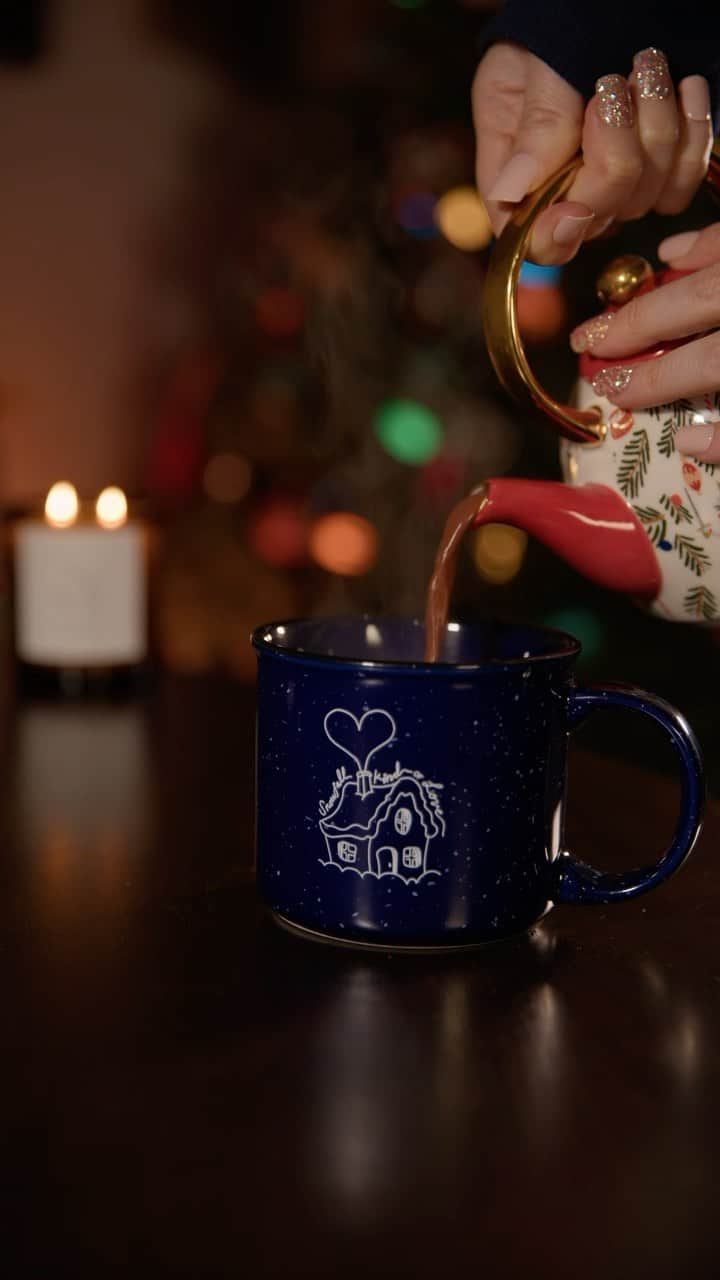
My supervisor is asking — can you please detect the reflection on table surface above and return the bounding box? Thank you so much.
[3,675,720,1279]
[14,703,151,925]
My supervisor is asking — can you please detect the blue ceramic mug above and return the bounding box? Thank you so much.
[253,617,704,951]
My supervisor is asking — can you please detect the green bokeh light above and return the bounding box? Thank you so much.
[544,607,605,662]
[374,399,444,465]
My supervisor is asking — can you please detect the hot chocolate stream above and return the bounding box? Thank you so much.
[424,484,489,662]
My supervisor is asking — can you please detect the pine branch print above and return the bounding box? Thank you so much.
[674,397,696,422]
[633,505,666,546]
[648,398,694,424]
[684,585,718,621]
[659,493,692,524]
[657,417,677,457]
[674,534,711,576]
[617,428,650,499]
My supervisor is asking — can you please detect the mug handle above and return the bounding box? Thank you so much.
[553,684,705,905]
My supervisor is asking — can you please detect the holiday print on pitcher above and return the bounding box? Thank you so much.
[318,707,446,883]
[566,386,720,623]
[633,393,720,621]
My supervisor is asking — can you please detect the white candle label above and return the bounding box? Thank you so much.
[15,523,147,666]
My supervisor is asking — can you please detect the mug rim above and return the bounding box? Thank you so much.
[252,615,581,673]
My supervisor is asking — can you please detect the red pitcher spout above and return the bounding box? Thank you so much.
[474,479,661,600]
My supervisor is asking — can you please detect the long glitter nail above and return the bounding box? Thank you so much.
[570,313,614,354]
[633,48,672,100]
[595,75,634,127]
[591,366,634,397]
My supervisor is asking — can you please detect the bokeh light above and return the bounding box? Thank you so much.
[203,453,253,505]
[374,398,443,465]
[309,512,379,577]
[473,523,528,584]
[434,186,493,251]
[248,497,309,569]
[519,262,563,288]
[394,189,438,238]
[517,284,567,343]
[95,486,128,530]
[420,455,467,505]
[45,482,79,529]
[255,288,305,339]
[544,607,606,661]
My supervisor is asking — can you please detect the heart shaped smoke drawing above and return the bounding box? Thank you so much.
[323,708,396,797]
[319,706,446,883]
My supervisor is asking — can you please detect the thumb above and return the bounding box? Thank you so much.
[487,63,583,210]
[676,420,720,464]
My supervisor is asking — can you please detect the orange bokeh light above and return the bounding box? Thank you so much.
[516,285,568,343]
[473,523,528,584]
[434,186,492,251]
[309,512,379,577]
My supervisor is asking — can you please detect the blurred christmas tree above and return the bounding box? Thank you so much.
[152,0,538,672]
[150,0,718,786]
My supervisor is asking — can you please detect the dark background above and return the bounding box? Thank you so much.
[1,0,717,789]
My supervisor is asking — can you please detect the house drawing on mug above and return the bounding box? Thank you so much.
[318,707,445,883]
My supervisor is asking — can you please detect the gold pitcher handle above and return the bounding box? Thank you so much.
[483,147,720,445]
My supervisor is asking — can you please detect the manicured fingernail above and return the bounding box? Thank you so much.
[633,48,672,100]
[553,212,594,247]
[487,152,538,203]
[675,423,716,455]
[679,75,711,122]
[595,75,634,127]
[657,230,700,261]
[570,312,613,353]
[593,215,615,237]
[591,365,634,397]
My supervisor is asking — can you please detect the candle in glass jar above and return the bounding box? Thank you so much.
[14,483,148,668]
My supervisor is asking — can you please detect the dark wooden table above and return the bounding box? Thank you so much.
[3,675,719,1278]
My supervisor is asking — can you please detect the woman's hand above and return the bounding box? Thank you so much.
[570,223,720,461]
[473,43,713,264]
[472,43,586,259]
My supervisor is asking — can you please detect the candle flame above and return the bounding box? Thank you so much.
[45,482,79,528]
[95,486,128,530]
